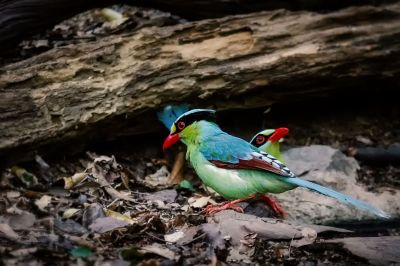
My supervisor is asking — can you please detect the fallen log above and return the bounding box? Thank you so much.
[1,4,400,164]
[0,0,396,51]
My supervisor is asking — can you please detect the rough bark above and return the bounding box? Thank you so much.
[0,0,396,51]
[1,4,400,163]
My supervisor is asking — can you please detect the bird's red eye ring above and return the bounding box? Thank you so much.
[177,121,186,130]
[256,135,265,145]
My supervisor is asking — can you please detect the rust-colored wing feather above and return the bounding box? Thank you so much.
[210,151,294,177]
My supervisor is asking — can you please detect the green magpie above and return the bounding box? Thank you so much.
[162,109,389,218]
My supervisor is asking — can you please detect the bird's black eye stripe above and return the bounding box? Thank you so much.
[174,110,216,133]
[251,134,266,147]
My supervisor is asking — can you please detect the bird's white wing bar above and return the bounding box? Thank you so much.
[251,151,295,177]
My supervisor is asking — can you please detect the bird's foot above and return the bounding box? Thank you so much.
[203,200,244,215]
[260,194,286,218]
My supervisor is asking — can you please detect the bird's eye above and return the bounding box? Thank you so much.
[177,121,186,130]
[256,135,266,145]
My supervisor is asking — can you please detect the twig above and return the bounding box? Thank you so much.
[145,232,167,243]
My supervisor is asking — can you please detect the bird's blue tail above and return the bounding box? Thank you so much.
[285,177,390,219]
[157,105,190,129]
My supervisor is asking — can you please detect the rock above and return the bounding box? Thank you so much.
[277,145,399,224]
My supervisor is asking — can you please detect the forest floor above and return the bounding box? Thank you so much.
[1,5,400,266]
[1,97,399,266]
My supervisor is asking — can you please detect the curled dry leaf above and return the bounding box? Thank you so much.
[104,209,137,224]
[188,196,216,208]
[144,166,170,188]
[63,208,81,219]
[11,166,38,188]
[92,155,122,183]
[35,195,52,212]
[64,172,87,189]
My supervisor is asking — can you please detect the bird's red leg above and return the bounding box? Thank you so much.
[260,194,286,218]
[203,195,256,215]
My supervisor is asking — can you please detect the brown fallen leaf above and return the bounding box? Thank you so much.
[82,203,106,228]
[9,211,36,230]
[6,191,21,199]
[188,196,217,208]
[164,231,185,243]
[104,209,137,224]
[139,243,179,261]
[35,195,51,212]
[144,189,177,203]
[96,174,135,202]
[54,219,88,236]
[89,217,130,233]
[144,166,171,188]
[0,223,20,240]
[10,247,37,256]
[176,226,200,245]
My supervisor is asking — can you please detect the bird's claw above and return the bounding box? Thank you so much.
[202,202,244,215]
[260,194,287,218]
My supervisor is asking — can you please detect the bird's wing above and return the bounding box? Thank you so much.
[201,133,295,177]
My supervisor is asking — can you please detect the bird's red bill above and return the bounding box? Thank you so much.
[163,134,180,150]
[268,127,289,142]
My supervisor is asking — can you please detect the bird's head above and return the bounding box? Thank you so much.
[163,109,216,150]
[250,127,289,148]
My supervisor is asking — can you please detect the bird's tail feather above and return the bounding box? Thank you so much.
[157,105,190,129]
[285,177,390,219]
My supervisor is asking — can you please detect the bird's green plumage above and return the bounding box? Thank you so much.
[172,114,389,218]
[180,121,296,199]
[260,141,283,161]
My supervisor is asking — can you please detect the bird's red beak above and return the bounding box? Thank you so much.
[163,134,180,151]
[268,127,289,142]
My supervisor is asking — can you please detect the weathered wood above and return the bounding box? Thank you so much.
[0,0,396,51]
[1,4,400,163]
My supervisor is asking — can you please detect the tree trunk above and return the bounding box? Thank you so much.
[0,0,396,51]
[1,3,400,164]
